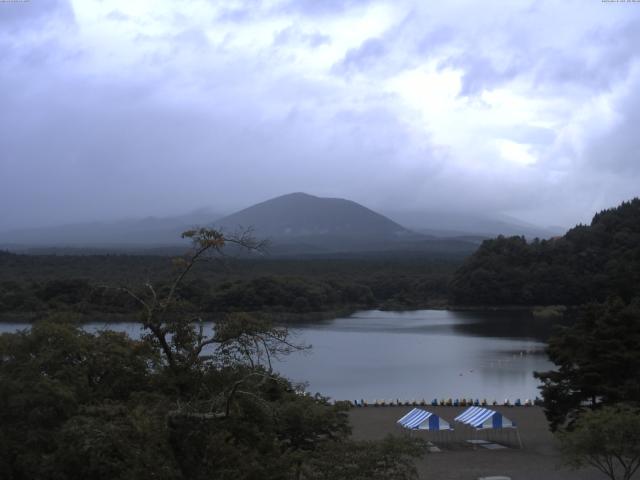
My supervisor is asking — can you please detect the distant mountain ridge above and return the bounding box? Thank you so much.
[0,192,555,257]
[0,209,221,247]
[214,192,412,239]
[211,192,430,254]
[382,209,563,239]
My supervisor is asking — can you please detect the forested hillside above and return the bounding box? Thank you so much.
[450,199,640,305]
[0,253,457,319]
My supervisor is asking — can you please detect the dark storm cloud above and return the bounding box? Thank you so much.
[1,0,639,231]
[0,49,440,228]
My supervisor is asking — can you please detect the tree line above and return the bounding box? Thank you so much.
[0,254,456,318]
[450,198,640,306]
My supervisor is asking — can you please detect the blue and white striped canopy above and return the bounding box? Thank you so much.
[397,408,452,431]
[454,406,516,429]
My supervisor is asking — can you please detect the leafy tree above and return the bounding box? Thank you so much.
[559,404,640,480]
[302,435,426,480]
[0,321,161,479]
[535,298,640,430]
[0,228,427,479]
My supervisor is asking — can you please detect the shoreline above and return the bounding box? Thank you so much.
[0,308,360,324]
[0,304,570,324]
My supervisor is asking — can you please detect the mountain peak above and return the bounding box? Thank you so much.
[280,192,317,199]
[214,193,414,251]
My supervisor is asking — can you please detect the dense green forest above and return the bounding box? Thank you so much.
[0,252,459,319]
[450,198,640,306]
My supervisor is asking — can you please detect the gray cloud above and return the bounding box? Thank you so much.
[277,0,375,16]
[584,71,640,174]
[336,38,386,73]
[1,0,639,231]
[451,53,525,97]
[273,26,331,48]
[0,0,74,30]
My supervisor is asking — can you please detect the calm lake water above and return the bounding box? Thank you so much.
[0,309,556,402]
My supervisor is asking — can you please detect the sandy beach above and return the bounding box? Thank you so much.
[349,406,606,480]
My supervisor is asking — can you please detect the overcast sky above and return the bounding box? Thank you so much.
[1,0,639,230]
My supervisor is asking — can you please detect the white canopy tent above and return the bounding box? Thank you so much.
[454,407,522,448]
[454,406,516,429]
[397,408,452,431]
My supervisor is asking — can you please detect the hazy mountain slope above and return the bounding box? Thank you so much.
[211,193,485,255]
[0,209,221,247]
[383,210,563,239]
[0,193,484,257]
[214,192,414,243]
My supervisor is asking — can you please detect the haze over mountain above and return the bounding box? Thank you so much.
[215,192,411,238]
[0,208,221,249]
[212,192,427,254]
[3,2,639,236]
[0,192,565,255]
[383,210,564,239]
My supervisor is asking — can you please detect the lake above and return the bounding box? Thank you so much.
[0,309,556,402]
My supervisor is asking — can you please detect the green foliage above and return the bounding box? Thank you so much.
[451,198,640,305]
[0,256,457,318]
[54,403,180,480]
[302,435,427,480]
[208,276,375,312]
[0,321,163,479]
[0,230,427,479]
[535,298,640,431]
[0,319,357,479]
[558,404,640,480]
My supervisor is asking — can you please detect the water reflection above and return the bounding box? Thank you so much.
[0,309,557,401]
[449,309,571,341]
[279,310,555,401]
